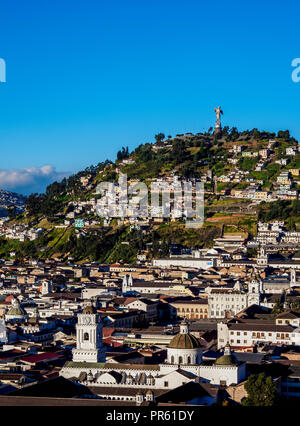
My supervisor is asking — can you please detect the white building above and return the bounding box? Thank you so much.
[217,321,300,350]
[72,305,106,363]
[152,257,215,270]
[207,279,261,319]
[60,315,246,389]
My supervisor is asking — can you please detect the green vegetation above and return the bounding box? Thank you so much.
[3,127,298,263]
[242,373,278,406]
[258,200,300,226]
[239,157,258,171]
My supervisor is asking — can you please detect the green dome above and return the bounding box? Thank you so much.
[215,345,238,366]
[168,333,201,349]
[215,354,237,365]
[7,307,25,316]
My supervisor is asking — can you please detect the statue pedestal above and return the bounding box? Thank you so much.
[214,126,222,137]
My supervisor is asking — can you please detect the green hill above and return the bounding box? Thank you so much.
[4,127,300,263]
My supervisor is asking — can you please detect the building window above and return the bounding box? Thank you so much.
[164,382,168,387]
[84,332,89,341]
[179,356,183,364]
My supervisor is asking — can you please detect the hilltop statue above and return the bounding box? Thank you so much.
[214,106,223,136]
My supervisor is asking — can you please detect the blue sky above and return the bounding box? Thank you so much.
[0,0,299,194]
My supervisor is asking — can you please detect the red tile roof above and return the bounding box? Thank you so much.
[102,327,115,338]
[19,352,64,365]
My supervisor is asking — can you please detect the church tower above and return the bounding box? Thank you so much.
[41,280,52,296]
[256,246,268,268]
[247,279,261,306]
[290,269,297,287]
[72,305,106,363]
[122,274,133,294]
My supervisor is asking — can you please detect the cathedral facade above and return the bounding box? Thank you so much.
[60,309,246,396]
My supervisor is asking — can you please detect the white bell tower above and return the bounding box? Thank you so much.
[72,305,106,363]
[41,280,52,295]
[290,269,297,287]
[248,279,261,306]
[122,274,133,293]
[257,246,268,267]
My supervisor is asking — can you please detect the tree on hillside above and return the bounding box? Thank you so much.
[242,373,278,406]
[117,146,129,161]
[155,133,165,144]
[277,130,290,140]
[222,126,229,136]
[25,194,44,217]
[135,143,153,162]
[171,140,186,164]
[225,127,239,142]
[258,200,300,222]
[6,204,16,219]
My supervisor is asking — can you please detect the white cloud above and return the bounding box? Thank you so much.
[0,165,71,195]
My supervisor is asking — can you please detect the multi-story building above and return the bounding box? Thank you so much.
[207,280,261,319]
[170,299,209,320]
[217,321,300,350]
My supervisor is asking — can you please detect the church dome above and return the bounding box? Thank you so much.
[168,319,201,349]
[7,307,24,316]
[168,333,201,349]
[215,344,238,366]
[82,305,95,314]
[7,300,25,317]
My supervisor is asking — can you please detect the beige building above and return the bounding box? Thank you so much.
[170,299,209,319]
